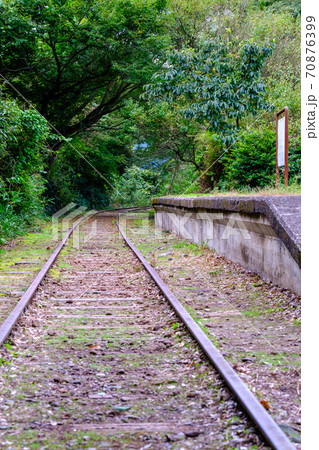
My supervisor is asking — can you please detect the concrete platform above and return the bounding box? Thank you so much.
[151,196,301,294]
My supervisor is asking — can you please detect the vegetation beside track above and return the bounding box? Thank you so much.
[0,0,300,241]
[0,220,62,318]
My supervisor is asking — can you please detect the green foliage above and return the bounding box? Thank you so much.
[192,129,224,188]
[0,0,301,240]
[286,134,301,184]
[164,163,200,195]
[143,0,301,191]
[257,0,300,18]
[0,0,174,220]
[48,130,130,211]
[146,39,274,144]
[243,8,300,123]
[0,0,170,140]
[166,0,218,49]
[0,91,49,243]
[110,165,161,207]
[131,101,204,171]
[223,129,276,188]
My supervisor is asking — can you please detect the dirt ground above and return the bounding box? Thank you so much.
[122,211,301,447]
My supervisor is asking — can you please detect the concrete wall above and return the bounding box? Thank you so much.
[152,197,301,295]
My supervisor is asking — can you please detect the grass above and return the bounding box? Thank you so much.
[209,269,223,276]
[0,205,49,245]
[153,183,301,199]
[171,241,202,255]
[0,221,62,302]
[0,222,54,270]
[252,351,301,368]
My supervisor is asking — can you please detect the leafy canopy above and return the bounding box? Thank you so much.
[0,0,169,140]
[145,40,274,144]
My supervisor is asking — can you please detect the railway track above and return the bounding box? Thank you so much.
[0,210,295,449]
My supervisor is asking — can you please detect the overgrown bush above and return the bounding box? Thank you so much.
[286,133,301,184]
[47,123,132,212]
[222,126,301,189]
[160,163,201,195]
[0,92,49,243]
[110,166,161,208]
[223,129,276,189]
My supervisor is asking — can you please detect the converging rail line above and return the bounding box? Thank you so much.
[0,210,295,449]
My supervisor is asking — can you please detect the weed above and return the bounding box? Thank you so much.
[0,357,10,365]
[171,241,201,255]
[209,269,222,276]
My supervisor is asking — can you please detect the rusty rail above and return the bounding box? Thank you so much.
[0,207,147,345]
[0,214,95,345]
[0,208,296,449]
[117,213,295,450]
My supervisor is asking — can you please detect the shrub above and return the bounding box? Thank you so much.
[110,166,160,208]
[0,92,49,243]
[287,134,301,184]
[223,129,276,189]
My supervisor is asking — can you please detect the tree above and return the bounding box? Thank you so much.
[110,165,160,207]
[145,39,274,145]
[0,0,169,147]
[132,102,204,170]
[47,106,135,210]
[165,0,217,50]
[0,90,50,242]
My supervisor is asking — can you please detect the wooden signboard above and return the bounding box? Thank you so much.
[276,107,289,186]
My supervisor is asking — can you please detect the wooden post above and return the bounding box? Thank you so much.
[284,108,289,186]
[276,107,289,187]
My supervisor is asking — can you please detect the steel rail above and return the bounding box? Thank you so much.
[117,215,295,450]
[0,207,296,448]
[0,207,147,345]
[0,214,95,345]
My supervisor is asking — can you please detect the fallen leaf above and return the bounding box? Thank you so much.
[260,399,270,410]
[89,345,101,350]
